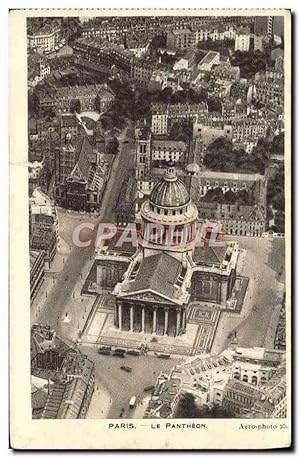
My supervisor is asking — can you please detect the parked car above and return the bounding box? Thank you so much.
[129,396,136,408]
[120,365,132,373]
[112,348,126,357]
[98,346,111,355]
[156,352,171,359]
[144,385,155,393]
[127,349,140,356]
[98,349,110,355]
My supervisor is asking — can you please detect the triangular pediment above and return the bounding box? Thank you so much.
[118,288,179,305]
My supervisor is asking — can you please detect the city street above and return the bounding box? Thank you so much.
[80,346,182,419]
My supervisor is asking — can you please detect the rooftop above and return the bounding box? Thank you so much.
[30,188,54,217]
[171,28,192,35]
[196,170,264,181]
[193,245,228,266]
[122,252,182,301]
[199,51,219,65]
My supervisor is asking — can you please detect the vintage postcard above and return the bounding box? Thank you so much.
[9,8,292,449]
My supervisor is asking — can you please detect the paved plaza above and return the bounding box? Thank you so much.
[211,235,285,354]
[79,292,221,356]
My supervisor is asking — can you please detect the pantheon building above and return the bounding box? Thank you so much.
[111,164,239,337]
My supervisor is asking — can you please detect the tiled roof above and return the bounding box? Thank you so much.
[42,382,67,419]
[193,245,227,265]
[125,252,182,300]
[66,136,93,182]
[199,51,219,65]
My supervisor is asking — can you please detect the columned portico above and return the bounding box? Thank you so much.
[115,301,186,336]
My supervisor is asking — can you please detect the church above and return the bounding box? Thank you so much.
[110,164,239,337]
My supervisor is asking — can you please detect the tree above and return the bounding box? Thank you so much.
[70,98,81,114]
[175,393,236,419]
[105,137,119,155]
[267,165,284,210]
[267,165,285,233]
[198,38,235,57]
[149,34,167,51]
[28,92,40,116]
[175,393,200,418]
[203,136,270,174]
[230,49,271,79]
[203,187,225,203]
[95,94,102,113]
[207,97,222,113]
[271,132,284,155]
[169,120,192,142]
[250,138,271,173]
[224,189,237,204]
[273,211,285,233]
[236,189,253,205]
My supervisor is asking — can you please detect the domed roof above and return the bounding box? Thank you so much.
[150,165,190,208]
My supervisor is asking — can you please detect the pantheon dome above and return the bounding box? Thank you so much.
[150,166,190,208]
[138,165,198,254]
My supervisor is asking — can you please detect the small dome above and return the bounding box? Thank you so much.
[150,165,190,208]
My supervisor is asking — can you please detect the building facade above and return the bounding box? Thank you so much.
[109,165,239,337]
[114,165,198,337]
[39,84,114,114]
[54,134,109,212]
[30,250,46,300]
[151,102,208,135]
[27,26,61,51]
[234,29,251,52]
[31,325,95,419]
[166,29,194,49]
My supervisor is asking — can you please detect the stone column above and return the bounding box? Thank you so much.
[114,304,117,327]
[175,308,181,336]
[152,307,157,334]
[141,306,145,333]
[118,303,122,331]
[182,310,186,330]
[164,309,169,335]
[130,305,134,332]
[220,280,228,306]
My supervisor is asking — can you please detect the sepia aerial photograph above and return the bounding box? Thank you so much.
[27,13,287,421]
